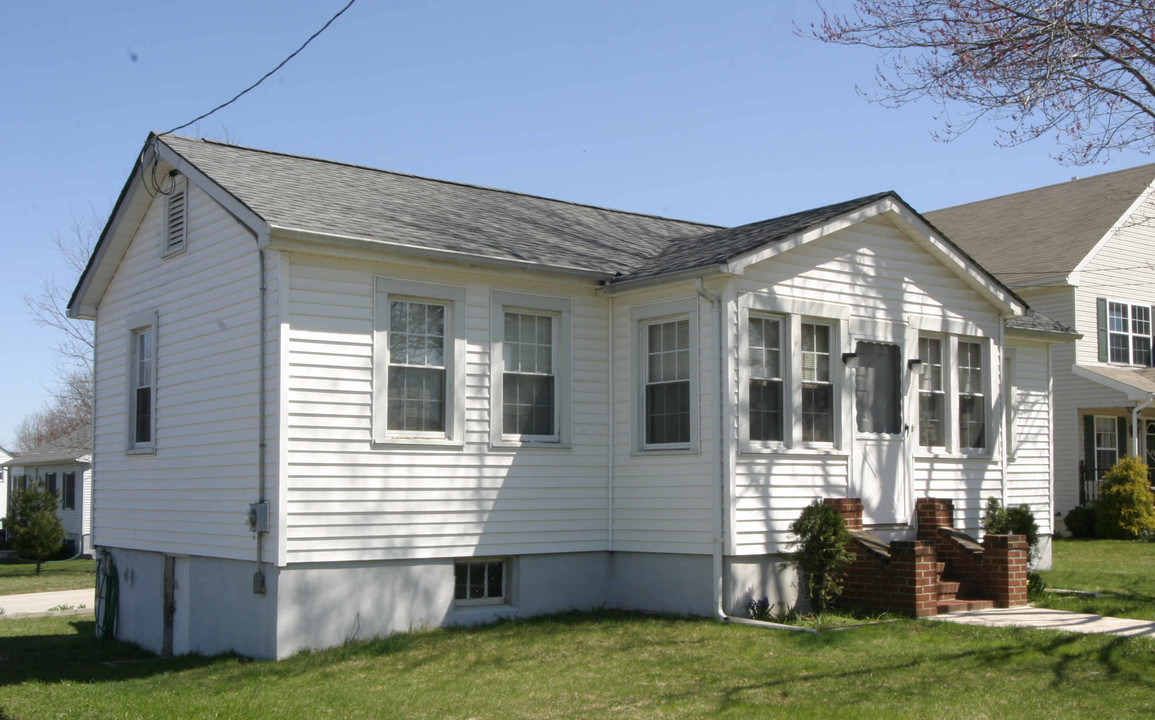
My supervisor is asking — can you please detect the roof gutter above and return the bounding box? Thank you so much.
[600,264,733,295]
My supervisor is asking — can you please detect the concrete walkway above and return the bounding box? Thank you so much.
[0,589,96,618]
[929,606,1155,637]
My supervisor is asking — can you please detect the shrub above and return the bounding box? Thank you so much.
[1027,572,1047,601]
[1063,504,1097,538]
[1094,456,1155,540]
[785,500,854,612]
[982,497,1040,563]
[5,484,66,575]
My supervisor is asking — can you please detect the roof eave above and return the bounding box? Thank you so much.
[1072,365,1155,402]
[599,264,733,294]
[1004,326,1082,343]
[267,225,617,281]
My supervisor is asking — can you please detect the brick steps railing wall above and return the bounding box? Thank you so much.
[823,498,1028,617]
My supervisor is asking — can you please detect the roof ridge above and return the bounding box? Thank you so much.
[159,133,722,232]
[931,162,1155,214]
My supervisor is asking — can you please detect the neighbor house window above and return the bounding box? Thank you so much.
[454,559,506,604]
[490,292,571,447]
[62,472,76,510]
[1094,415,1119,479]
[45,472,57,499]
[373,278,465,445]
[918,336,945,448]
[1108,301,1151,365]
[748,316,783,442]
[632,299,698,451]
[127,311,158,453]
[801,322,834,443]
[957,341,985,449]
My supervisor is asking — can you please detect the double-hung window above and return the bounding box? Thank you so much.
[748,316,784,442]
[740,296,846,450]
[633,299,698,452]
[490,292,571,447]
[62,472,77,510]
[801,323,834,443]
[1098,298,1154,366]
[957,341,985,449]
[917,336,946,448]
[373,278,465,445]
[45,472,57,499]
[127,311,158,453]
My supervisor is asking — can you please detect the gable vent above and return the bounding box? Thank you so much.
[165,179,187,253]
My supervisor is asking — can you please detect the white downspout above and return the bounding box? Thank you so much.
[694,279,726,622]
[606,292,614,551]
[692,278,817,633]
[1131,395,1155,457]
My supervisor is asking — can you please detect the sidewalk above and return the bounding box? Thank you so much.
[929,606,1155,637]
[0,588,96,618]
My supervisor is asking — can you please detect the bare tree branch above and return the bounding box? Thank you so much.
[802,0,1155,164]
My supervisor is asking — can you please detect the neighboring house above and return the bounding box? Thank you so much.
[928,164,1155,522]
[0,445,10,528]
[67,133,1072,659]
[2,432,93,555]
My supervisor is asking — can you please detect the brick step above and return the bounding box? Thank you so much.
[937,581,961,601]
[936,598,996,615]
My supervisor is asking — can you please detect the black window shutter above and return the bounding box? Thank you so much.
[1097,297,1108,362]
[1117,416,1129,459]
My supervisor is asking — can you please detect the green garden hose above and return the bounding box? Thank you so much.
[96,554,119,641]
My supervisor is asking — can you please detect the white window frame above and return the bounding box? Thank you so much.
[917,334,947,449]
[163,175,188,258]
[1003,352,1018,461]
[631,298,699,453]
[738,294,848,452]
[1093,415,1119,479]
[453,558,510,607]
[910,322,997,458]
[957,339,987,452]
[373,278,466,446]
[1107,300,1152,366]
[126,310,158,454]
[490,291,571,448]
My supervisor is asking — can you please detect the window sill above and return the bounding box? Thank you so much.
[739,446,848,458]
[631,445,699,458]
[161,244,186,259]
[915,450,994,461]
[125,445,155,456]
[491,439,572,451]
[373,436,465,450]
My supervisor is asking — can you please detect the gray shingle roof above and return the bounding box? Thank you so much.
[1005,310,1078,337]
[160,135,718,277]
[925,164,1155,285]
[158,135,914,283]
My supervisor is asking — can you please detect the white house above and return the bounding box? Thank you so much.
[68,133,1072,659]
[928,164,1155,523]
[3,433,93,555]
[0,445,10,527]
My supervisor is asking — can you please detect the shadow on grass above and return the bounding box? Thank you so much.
[0,620,222,687]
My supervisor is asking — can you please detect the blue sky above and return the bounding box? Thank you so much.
[1,0,1151,447]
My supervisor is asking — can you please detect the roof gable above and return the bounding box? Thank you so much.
[71,133,1023,319]
[925,164,1155,286]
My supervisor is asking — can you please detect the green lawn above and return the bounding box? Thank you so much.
[1,612,1153,719]
[0,559,95,596]
[1034,539,1155,620]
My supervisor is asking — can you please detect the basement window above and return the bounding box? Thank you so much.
[454,559,507,605]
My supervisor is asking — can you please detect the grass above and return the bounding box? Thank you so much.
[1034,539,1155,620]
[0,612,1152,719]
[0,558,96,596]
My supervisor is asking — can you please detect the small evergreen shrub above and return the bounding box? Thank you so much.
[1094,456,1155,540]
[981,497,1041,563]
[5,485,66,575]
[1063,504,1097,538]
[785,500,854,613]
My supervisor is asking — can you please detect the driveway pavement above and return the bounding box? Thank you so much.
[0,588,96,618]
[929,606,1155,637]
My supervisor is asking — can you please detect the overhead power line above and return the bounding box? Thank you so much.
[161,0,358,136]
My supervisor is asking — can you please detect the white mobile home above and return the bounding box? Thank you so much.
[929,165,1155,522]
[69,134,1071,659]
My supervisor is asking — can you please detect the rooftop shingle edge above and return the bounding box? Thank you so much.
[1005,310,1077,336]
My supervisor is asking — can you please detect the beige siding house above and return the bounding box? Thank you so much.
[69,134,1071,659]
[928,164,1155,523]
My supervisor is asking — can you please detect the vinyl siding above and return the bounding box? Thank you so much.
[91,181,275,560]
[1005,339,1053,535]
[732,215,1009,552]
[282,254,610,563]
